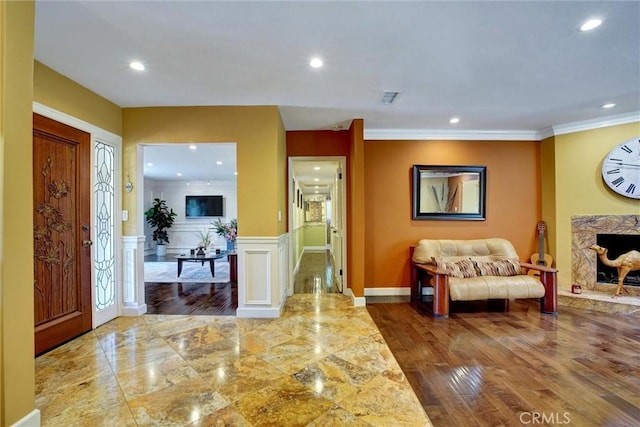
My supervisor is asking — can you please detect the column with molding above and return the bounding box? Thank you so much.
[122,236,147,315]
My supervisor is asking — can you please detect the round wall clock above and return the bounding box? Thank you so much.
[601,136,640,199]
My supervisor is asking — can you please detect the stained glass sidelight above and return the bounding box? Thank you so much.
[94,141,115,310]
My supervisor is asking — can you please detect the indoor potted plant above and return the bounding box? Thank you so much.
[195,228,213,255]
[144,198,177,256]
[212,218,237,250]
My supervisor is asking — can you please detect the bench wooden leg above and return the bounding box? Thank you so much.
[433,273,449,317]
[539,270,558,314]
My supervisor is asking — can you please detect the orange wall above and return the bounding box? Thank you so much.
[287,130,350,157]
[364,139,541,289]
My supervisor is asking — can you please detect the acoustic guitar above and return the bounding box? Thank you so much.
[528,221,553,277]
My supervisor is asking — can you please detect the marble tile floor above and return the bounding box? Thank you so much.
[36,293,432,426]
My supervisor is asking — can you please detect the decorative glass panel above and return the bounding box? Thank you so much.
[94,141,115,310]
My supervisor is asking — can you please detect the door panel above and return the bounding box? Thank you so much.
[33,113,92,355]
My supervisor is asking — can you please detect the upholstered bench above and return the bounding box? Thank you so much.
[410,238,557,317]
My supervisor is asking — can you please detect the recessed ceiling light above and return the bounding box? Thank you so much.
[579,18,602,32]
[176,172,182,177]
[314,178,319,182]
[234,172,238,175]
[310,57,323,68]
[189,145,197,150]
[216,161,223,165]
[146,162,153,167]
[186,182,190,186]
[315,186,319,189]
[129,61,145,71]
[314,166,320,171]
[315,191,319,194]
[450,117,460,124]
[601,103,616,109]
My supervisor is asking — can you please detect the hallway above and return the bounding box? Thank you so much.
[294,250,340,294]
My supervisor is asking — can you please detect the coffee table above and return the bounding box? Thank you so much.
[175,252,228,277]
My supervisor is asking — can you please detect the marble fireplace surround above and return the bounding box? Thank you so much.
[572,214,640,295]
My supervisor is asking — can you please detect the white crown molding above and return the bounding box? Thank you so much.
[547,111,640,138]
[364,129,541,141]
[364,111,640,142]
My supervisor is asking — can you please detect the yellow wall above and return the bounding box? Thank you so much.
[33,61,122,136]
[540,135,557,259]
[549,122,640,289]
[122,107,286,238]
[1,1,36,424]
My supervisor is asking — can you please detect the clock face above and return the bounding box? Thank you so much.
[601,136,640,199]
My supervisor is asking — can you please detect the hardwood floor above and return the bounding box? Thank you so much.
[145,281,237,315]
[144,254,237,315]
[367,299,640,427]
[293,251,340,294]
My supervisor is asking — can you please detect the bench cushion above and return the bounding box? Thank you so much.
[448,275,545,301]
[413,238,519,264]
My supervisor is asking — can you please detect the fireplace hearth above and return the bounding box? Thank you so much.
[595,234,640,287]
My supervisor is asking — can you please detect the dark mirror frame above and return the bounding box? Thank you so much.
[412,165,487,221]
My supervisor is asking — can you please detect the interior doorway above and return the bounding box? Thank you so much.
[289,157,347,295]
[139,143,239,315]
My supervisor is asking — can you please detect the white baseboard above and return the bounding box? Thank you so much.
[236,306,283,318]
[341,288,366,306]
[364,287,410,296]
[122,303,147,316]
[12,409,41,427]
[352,294,366,307]
[303,246,326,253]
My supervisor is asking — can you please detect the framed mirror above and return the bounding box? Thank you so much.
[412,165,486,220]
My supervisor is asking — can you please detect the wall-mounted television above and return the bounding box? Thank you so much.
[185,195,224,217]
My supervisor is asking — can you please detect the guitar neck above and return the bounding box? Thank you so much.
[538,232,545,261]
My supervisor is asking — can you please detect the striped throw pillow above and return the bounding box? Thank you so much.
[432,257,477,278]
[474,258,522,276]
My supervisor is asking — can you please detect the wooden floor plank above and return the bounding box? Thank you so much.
[367,299,640,427]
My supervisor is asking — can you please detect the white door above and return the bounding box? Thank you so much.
[331,164,345,292]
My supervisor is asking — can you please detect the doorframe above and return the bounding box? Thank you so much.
[288,156,347,296]
[33,102,124,328]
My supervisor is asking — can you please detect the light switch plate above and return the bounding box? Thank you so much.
[122,210,128,221]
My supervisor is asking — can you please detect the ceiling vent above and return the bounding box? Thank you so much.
[379,91,400,105]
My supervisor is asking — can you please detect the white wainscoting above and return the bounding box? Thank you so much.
[122,236,147,316]
[236,234,289,318]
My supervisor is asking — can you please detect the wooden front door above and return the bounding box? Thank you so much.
[33,113,92,355]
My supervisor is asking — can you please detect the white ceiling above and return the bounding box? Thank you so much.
[34,1,640,187]
[34,0,640,135]
[142,143,237,182]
